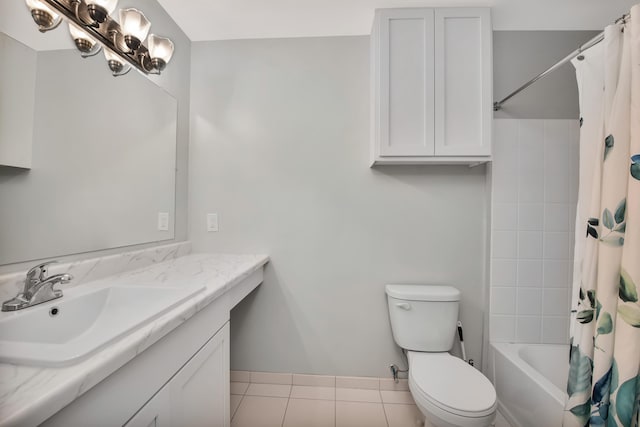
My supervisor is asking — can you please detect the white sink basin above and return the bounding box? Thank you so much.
[0,284,204,366]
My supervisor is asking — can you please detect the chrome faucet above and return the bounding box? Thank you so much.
[1,261,73,312]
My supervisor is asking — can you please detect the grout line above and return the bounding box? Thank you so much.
[514,119,522,342]
[381,399,391,427]
[288,396,336,401]
[281,399,289,427]
[231,394,245,422]
[280,383,294,427]
[241,376,411,392]
[539,121,549,344]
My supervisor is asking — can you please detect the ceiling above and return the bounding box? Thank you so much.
[157,0,637,41]
[1,0,636,51]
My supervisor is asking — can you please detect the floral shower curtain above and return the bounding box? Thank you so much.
[564,5,640,427]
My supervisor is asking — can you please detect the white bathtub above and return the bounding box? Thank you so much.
[490,343,569,427]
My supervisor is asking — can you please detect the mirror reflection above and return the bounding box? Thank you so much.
[0,32,177,265]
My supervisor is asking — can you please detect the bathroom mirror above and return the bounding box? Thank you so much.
[0,32,177,265]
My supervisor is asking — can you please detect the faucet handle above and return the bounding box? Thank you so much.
[26,261,58,283]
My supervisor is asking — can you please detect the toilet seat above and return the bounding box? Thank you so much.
[408,351,496,422]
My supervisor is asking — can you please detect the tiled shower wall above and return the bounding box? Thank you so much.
[490,119,579,344]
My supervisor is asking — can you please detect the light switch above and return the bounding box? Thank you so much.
[157,212,169,231]
[207,213,219,232]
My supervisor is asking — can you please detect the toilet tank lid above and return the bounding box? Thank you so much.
[385,284,460,301]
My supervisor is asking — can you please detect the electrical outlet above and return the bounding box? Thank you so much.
[207,213,219,232]
[158,212,169,231]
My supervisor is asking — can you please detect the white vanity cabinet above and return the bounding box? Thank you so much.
[41,267,264,427]
[168,322,229,427]
[125,324,230,427]
[370,7,492,166]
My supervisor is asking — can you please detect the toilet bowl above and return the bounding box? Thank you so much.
[408,352,496,427]
[385,284,497,427]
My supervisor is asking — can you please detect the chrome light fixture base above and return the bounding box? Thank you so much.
[150,58,166,72]
[123,34,141,51]
[77,40,102,57]
[73,37,92,52]
[86,3,108,24]
[106,59,130,76]
[31,9,62,32]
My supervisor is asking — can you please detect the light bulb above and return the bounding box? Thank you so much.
[119,8,150,50]
[148,34,174,71]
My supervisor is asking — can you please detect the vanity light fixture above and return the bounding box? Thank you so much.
[24,0,174,76]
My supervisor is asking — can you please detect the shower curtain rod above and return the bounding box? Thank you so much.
[493,13,631,112]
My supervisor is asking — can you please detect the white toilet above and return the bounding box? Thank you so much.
[385,284,497,427]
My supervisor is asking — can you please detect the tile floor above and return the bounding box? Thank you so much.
[230,378,513,427]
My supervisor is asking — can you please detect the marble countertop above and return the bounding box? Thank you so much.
[0,252,269,427]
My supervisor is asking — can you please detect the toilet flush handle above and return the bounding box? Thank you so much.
[396,302,411,310]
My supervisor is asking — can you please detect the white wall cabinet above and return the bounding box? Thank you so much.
[370,7,492,166]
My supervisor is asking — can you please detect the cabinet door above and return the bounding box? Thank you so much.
[170,322,230,427]
[124,386,171,427]
[377,9,435,157]
[434,8,492,156]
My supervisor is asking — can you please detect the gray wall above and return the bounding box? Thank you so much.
[189,36,490,377]
[493,31,599,119]
[0,0,191,274]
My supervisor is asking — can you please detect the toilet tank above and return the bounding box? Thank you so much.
[385,284,460,352]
